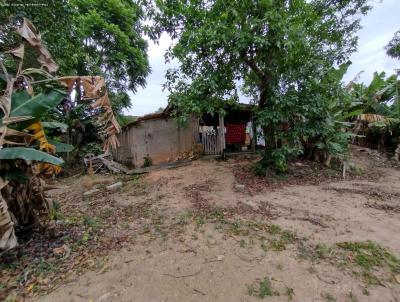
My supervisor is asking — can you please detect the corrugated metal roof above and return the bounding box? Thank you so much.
[122,105,173,128]
[122,102,254,129]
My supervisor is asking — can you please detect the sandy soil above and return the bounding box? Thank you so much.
[35,148,400,302]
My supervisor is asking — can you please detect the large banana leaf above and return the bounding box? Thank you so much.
[366,72,387,96]
[0,178,17,250]
[0,147,64,165]
[0,195,17,250]
[9,89,66,119]
[42,121,68,130]
[0,169,28,182]
[48,140,74,153]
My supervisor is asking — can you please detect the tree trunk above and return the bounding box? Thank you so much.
[258,87,275,152]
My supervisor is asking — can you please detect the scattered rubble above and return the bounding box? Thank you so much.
[106,181,123,192]
[234,183,245,191]
[83,188,100,197]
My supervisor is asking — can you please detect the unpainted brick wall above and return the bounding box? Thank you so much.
[114,117,199,167]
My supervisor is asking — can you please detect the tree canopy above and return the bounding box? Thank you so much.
[0,0,150,95]
[386,30,400,60]
[1,0,151,159]
[152,0,371,170]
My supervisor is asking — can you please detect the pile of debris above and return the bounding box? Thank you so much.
[84,153,129,174]
[84,152,193,177]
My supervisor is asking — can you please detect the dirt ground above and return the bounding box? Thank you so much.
[2,146,400,302]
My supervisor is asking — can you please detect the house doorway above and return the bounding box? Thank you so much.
[200,103,257,155]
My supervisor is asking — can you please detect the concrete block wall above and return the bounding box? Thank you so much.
[114,117,198,167]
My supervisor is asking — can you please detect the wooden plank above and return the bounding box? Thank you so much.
[218,113,225,154]
[127,160,192,175]
[251,115,256,152]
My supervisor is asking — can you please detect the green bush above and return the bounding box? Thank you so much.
[142,156,153,168]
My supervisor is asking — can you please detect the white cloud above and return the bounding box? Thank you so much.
[126,1,400,116]
[124,34,175,116]
[344,0,400,84]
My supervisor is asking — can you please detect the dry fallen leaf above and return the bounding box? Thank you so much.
[16,18,59,73]
[58,76,120,152]
[26,283,35,293]
[53,247,64,256]
[6,44,25,59]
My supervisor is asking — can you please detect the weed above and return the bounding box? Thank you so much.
[240,239,246,248]
[314,244,332,259]
[83,215,98,227]
[177,212,190,225]
[321,292,336,302]
[248,237,255,245]
[268,224,282,235]
[142,156,152,168]
[247,277,280,298]
[127,176,148,195]
[228,221,241,235]
[130,175,140,182]
[349,163,364,176]
[361,287,370,296]
[259,278,279,298]
[337,241,400,272]
[246,283,256,296]
[348,290,358,302]
[49,200,63,220]
[269,231,296,251]
[154,225,168,241]
[307,266,317,274]
[285,286,295,301]
[80,232,90,243]
[36,258,58,276]
[360,271,382,286]
[298,243,331,262]
[194,215,206,228]
[270,238,287,251]
[281,230,296,244]
[208,207,226,221]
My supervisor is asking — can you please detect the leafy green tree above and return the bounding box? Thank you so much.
[351,71,400,154]
[0,0,150,94]
[386,30,400,60]
[1,0,150,158]
[153,0,371,170]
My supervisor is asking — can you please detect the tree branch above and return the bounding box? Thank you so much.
[240,52,264,81]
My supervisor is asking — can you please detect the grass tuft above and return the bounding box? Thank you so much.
[247,277,280,298]
[337,241,400,272]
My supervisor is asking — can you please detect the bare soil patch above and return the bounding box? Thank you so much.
[2,146,400,301]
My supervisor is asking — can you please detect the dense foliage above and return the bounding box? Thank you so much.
[0,18,122,250]
[152,0,371,171]
[0,0,150,159]
[0,0,150,94]
[386,30,400,60]
[351,71,400,155]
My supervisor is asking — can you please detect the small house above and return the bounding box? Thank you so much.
[113,107,199,167]
[114,104,259,168]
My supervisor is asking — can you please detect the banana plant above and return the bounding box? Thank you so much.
[351,71,400,156]
[0,18,121,251]
[0,19,70,250]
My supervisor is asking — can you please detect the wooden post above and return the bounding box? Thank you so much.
[251,115,256,152]
[218,113,225,154]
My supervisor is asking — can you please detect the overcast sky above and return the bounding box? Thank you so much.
[126,0,400,117]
